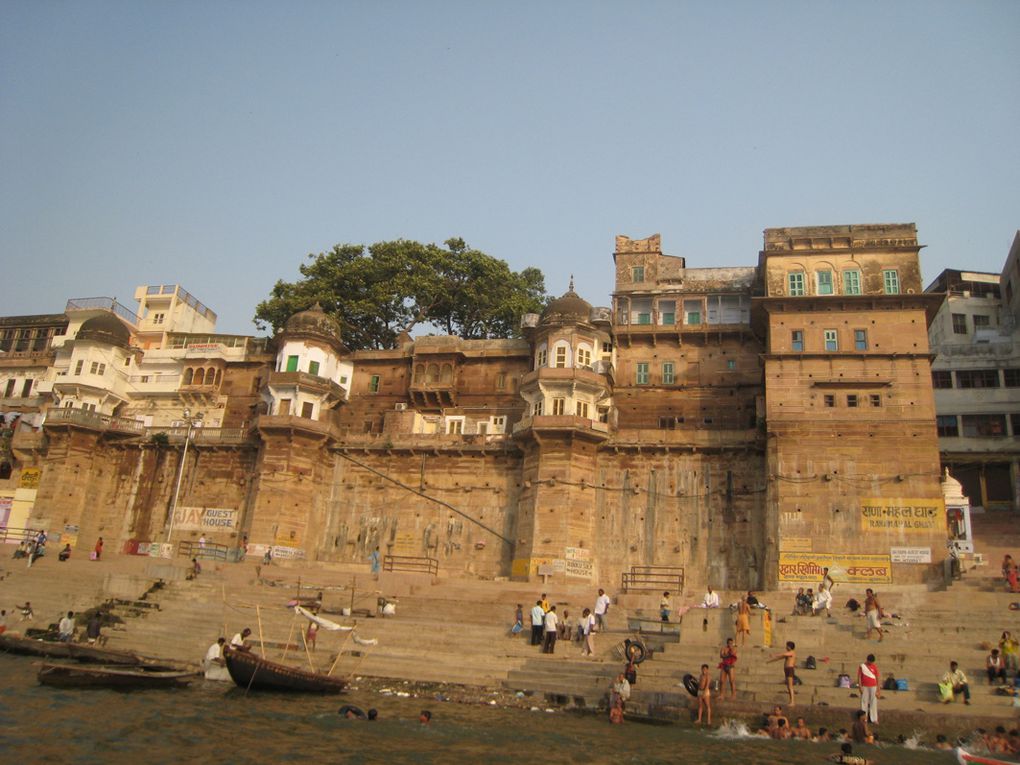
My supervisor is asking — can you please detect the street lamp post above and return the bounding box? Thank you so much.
[166,408,202,546]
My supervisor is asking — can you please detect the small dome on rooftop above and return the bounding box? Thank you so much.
[283,303,346,351]
[541,279,591,325]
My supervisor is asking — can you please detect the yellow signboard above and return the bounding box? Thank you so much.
[778,552,892,584]
[860,498,946,534]
[19,468,41,489]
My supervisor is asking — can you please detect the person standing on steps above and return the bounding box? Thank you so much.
[530,600,545,646]
[864,589,883,642]
[660,591,672,622]
[93,537,103,561]
[580,607,596,657]
[542,605,558,654]
[594,588,611,632]
[769,641,797,706]
[719,637,738,699]
[369,546,380,577]
[856,653,880,723]
[735,595,751,647]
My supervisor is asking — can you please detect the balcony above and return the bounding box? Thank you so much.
[512,415,610,441]
[65,297,139,325]
[520,366,611,390]
[44,408,146,436]
[408,381,457,410]
[336,431,515,453]
[268,371,347,402]
[148,426,255,446]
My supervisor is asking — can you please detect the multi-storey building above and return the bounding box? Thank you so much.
[0,225,954,588]
[926,231,1020,510]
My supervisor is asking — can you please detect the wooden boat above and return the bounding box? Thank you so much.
[0,633,167,667]
[223,646,347,693]
[37,662,199,690]
[957,748,1020,765]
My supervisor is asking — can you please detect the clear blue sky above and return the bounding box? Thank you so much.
[2,1,1017,335]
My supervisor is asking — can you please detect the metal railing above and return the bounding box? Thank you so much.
[65,297,140,325]
[0,527,37,544]
[383,555,439,576]
[44,408,146,434]
[177,540,230,561]
[621,565,685,593]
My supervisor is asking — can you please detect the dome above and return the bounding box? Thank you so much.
[75,314,131,348]
[283,303,346,352]
[540,281,592,325]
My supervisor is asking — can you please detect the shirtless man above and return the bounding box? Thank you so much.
[695,663,712,726]
[718,637,737,699]
[792,717,812,740]
[735,597,751,647]
[864,589,883,642]
[769,640,797,706]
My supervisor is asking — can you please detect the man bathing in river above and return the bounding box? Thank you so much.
[695,663,712,726]
[718,637,737,699]
[769,641,797,706]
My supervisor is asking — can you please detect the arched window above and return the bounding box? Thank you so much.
[414,364,424,383]
[440,363,453,383]
[182,368,194,385]
[427,364,440,383]
[193,368,205,386]
[206,367,216,386]
[214,369,222,387]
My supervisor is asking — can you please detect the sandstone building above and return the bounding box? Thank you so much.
[0,224,954,590]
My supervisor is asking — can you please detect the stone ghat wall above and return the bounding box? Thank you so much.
[585,449,767,594]
[312,448,524,579]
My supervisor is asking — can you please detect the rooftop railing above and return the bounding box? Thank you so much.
[65,297,139,325]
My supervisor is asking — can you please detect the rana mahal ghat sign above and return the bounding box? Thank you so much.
[859,497,946,533]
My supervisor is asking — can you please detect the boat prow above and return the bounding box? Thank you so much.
[957,747,1020,765]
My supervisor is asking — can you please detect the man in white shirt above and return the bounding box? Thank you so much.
[702,587,720,609]
[594,589,611,631]
[530,601,545,646]
[542,606,559,654]
[230,627,252,651]
[58,611,75,642]
[205,637,225,667]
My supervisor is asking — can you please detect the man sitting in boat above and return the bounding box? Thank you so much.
[230,628,252,651]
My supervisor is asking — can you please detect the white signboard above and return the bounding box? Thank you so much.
[890,546,932,564]
[564,547,593,579]
[172,507,239,532]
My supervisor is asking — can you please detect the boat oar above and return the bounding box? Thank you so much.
[256,605,266,658]
[299,621,316,674]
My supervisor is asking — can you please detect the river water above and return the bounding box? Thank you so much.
[0,655,958,764]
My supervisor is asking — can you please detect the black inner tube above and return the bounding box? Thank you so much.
[624,640,647,664]
[682,674,699,697]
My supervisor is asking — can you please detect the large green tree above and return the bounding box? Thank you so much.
[255,238,547,350]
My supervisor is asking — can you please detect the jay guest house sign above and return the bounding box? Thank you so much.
[778,498,946,584]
